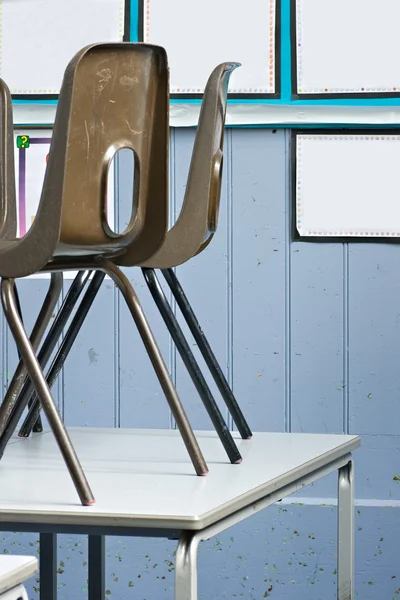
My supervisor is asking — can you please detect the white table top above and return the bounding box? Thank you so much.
[0,428,360,530]
[0,555,37,595]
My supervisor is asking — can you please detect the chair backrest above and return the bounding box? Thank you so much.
[140,62,239,269]
[0,44,170,278]
[27,43,169,268]
[0,79,17,240]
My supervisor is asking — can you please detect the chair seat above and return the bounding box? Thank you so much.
[52,242,126,260]
[0,238,125,256]
[0,239,126,258]
[0,238,126,278]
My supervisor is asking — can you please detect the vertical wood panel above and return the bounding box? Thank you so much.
[349,244,400,435]
[231,129,287,432]
[290,241,345,434]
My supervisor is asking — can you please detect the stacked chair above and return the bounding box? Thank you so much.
[0,43,252,506]
[0,80,63,437]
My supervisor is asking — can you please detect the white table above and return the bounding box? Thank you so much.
[0,555,38,600]
[0,428,360,600]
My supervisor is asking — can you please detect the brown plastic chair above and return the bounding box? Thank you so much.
[139,62,252,461]
[0,42,209,506]
[6,62,251,463]
[14,61,250,465]
[0,79,63,436]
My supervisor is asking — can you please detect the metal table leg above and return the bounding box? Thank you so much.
[39,533,57,600]
[175,531,200,600]
[338,460,354,600]
[88,535,105,600]
[175,455,355,600]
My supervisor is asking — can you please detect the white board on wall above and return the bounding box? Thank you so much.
[143,0,277,95]
[0,0,126,94]
[14,128,115,278]
[295,0,400,95]
[296,134,400,238]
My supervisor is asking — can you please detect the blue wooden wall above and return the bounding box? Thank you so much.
[1,128,400,599]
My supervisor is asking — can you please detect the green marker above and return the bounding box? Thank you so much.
[16,135,30,149]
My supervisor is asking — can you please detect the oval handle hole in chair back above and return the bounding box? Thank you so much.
[103,147,139,237]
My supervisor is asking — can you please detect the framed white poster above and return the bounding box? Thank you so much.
[294,131,400,239]
[14,128,115,278]
[293,0,400,98]
[0,0,129,98]
[141,0,280,98]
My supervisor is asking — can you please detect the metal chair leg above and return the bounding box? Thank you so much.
[0,271,90,458]
[19,272,105,437]
[13,283,43,433]
[102,260,209,477]
[161,268,252,439]
[6,259,208,478]
[142,268,242,465]
[0,273,63,438]
[1,278,95,506]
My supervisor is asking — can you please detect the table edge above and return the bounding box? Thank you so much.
[0,436,360,532]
